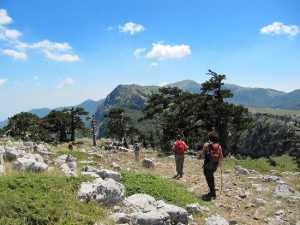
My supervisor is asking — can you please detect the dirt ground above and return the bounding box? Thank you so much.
[90,149,300,225]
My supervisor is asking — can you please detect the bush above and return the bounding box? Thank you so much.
[121,171,205,207]
[0,174,106,225]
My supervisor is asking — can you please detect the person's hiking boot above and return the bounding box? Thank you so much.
[201,192,216,201]
[172,174,179,179]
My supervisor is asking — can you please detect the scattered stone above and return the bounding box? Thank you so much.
[234,166,249,175]
[143,158,155,168]
[81,171,100,178]
[274,181,299,198]
[56,154,77,177]
[267,216,290,225]
[254,198,267,207]
[112,162,121,171]
[205,214,229,225]
[78,178,125,206]
[254,207,266,220]
[186,203,209,214]
[262,175,280,182]
[98,169,121,182]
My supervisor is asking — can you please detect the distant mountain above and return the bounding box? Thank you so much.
[1,80,300,129]
[0,99,104,128]
[168,80,300,110]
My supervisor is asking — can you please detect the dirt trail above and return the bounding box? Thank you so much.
[93,150,300,225]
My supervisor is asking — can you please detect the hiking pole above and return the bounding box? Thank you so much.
[219,164,223,198]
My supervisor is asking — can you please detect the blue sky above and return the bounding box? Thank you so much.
[0,0,300,120]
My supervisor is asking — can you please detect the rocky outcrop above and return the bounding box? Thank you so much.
[13,153,48,172]
[121,194,188,225]
[78,178,125,206]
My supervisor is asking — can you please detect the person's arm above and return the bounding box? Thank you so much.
[198,142,208,159]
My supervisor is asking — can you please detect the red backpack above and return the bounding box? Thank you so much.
[209,143,222,162]
[175,140,186,154]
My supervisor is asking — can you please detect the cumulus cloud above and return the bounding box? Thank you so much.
[145,43,191,60]
[17,40,71,51]
[57,77,74,88]
[44,50,80,62]
[260,22,299,37]
[0,9,12,25]
[0,79,7,86]
[133,48,146,58]
[2,49,27,60]
[119,22,144,35]
[0,28,22,40]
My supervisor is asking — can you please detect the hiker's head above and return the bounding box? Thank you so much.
[176,135,182,140]
[208,131,218,143]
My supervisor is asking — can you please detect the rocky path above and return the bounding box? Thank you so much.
[94,151,300,225]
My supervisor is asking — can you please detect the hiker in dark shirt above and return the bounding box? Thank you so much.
[173,135,188,179]
[199,131,223,201]
[133,142,140,161]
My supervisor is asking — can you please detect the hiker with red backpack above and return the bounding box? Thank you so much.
[173,135,188,179]
[200,131,223,201]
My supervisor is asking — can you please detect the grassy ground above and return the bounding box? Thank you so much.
[122,171,206,207]
[224,155,299,173]
[0,174,107,225]
[248,107,300,117]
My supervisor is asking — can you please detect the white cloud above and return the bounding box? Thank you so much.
[119,22,144,35]
[145,43,191,60]
[2,49,27,60]
[133,48,146,58]
[0,79,7,86]
[260,22,299,37]
[158,82,168,87]
[44,50,80,62]
[0,27,22,40]
[0,9,12,25]
[17,40,71,51]
[57,77,74,88]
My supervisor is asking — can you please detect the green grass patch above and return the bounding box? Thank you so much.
[224,155,299,173]
[0,174,106,225]
[121,171,206,207]
[54,147,89,161]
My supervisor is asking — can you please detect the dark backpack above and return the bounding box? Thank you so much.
[208,143,222,162]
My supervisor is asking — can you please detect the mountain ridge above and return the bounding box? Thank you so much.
[1,81,300,128]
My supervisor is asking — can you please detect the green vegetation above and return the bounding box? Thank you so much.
[0,174,106,225]
[248,107,300,117]
[122,171,206,207]
[224,155,299,173]
[2,107,89,143]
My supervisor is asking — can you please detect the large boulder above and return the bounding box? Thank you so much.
[13,153,48,172]
[4,147,25,161]
[109,212,131,224]
[78,178,125,206]
[262,175,280,182]
[205,215,229,225]
[124,194,188,225]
